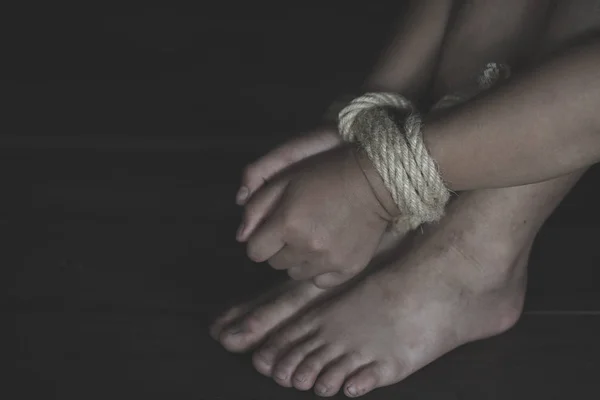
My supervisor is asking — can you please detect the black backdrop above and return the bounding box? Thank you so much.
[6,4,600,399]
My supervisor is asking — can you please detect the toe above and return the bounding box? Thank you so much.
[292,345,343,392]
[313,272,351,289]
[218,283,325,353]
[271,336,324,388]
[216,282,324,351]
[219,322,256,352]
[218,311,271,352]
[313,352,368,397]
[209,305,247,340]
[253,318,318,376]
[344,361,399,398]
[218,302,292,352]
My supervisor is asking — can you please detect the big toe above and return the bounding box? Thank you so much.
[344,362,400,398]
[218,283,324,352]
[219,309,279,352]
[209,305,248,340]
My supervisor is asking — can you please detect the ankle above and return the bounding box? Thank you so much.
[429,214,531,294]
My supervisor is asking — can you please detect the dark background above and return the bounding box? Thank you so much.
[7,4,600,399]
[2,5,403,148]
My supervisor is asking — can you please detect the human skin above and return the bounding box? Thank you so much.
[211,0,599,397]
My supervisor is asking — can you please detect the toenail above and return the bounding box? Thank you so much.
[236,223,246,240]
[315,384,329,395]
[236,186,249,204]
[346,385,357,397]
[257,351,272,365]
[294,374,306,383]
[226,325,244,335]
[274,371,288,381]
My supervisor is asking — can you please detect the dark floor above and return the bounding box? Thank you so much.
[7,5,600,399]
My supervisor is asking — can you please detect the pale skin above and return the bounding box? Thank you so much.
[235,0,455,286]
[426,38,600,191]
[211,0,598,396]
[234,0,600,283]
[232,0,452,212]
[364,34,600,217]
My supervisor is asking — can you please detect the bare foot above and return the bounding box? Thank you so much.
[251,196,531,397]
[210,225,410,352]
[210,279,328,352]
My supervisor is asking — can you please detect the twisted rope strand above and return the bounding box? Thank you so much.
[337,63,510,229]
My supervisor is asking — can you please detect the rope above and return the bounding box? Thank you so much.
[337,63,510,230]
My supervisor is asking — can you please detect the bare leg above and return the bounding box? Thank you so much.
[250,0,600,397]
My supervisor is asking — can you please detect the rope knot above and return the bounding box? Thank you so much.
[338,92,417,142]
[338,92,448,230]
[335,63,510,231]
